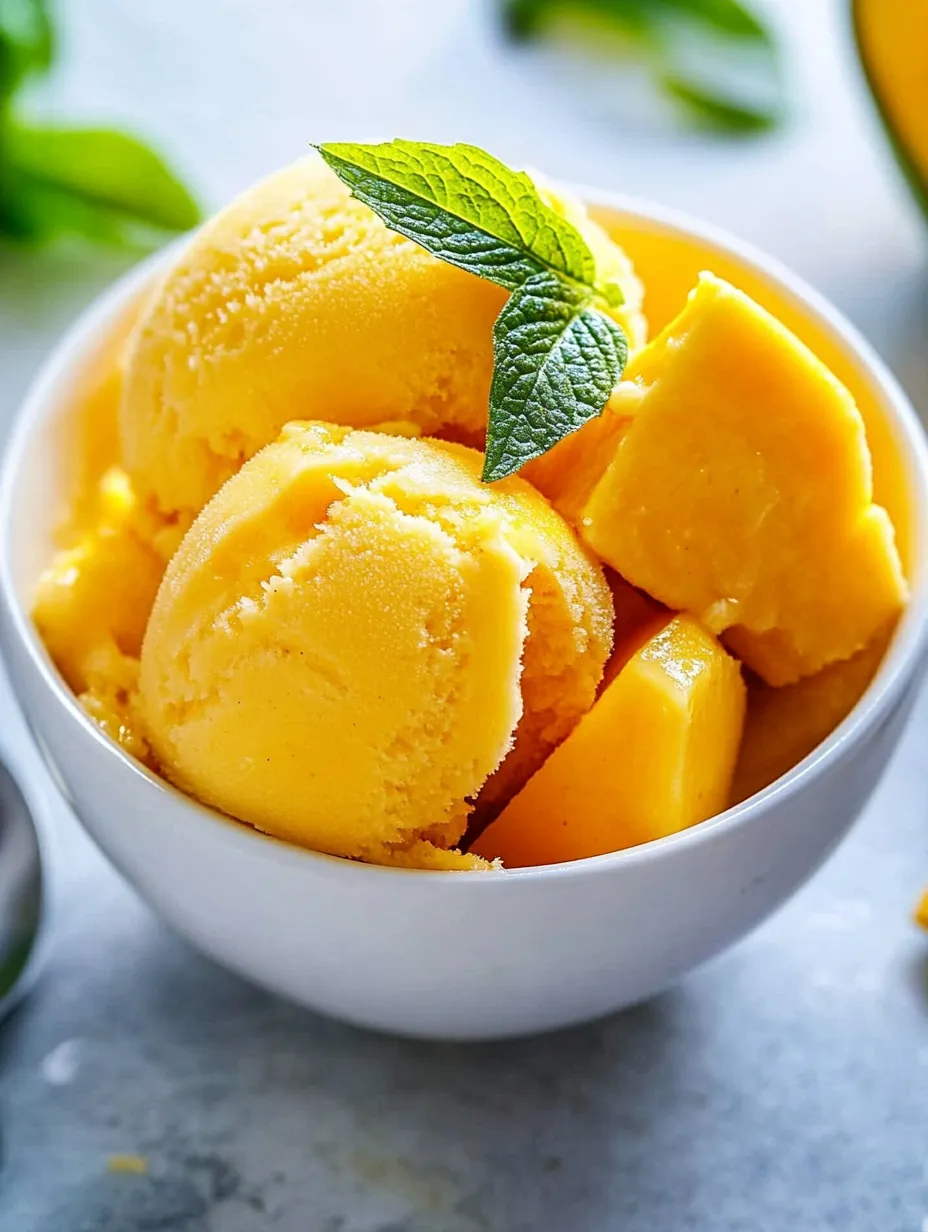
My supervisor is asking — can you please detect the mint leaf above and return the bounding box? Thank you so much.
[4,122,201,232]
[317,139,599,294]
[319,138,629,481]
[484,270,626,482]
[598,279,625,309]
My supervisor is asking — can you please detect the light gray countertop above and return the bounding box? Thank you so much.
[1,2,928,1228]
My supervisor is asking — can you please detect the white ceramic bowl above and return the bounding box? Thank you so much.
[2,195,928,1041]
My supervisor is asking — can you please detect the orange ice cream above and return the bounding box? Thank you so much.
[138,424,611,867]
[120,154,646,525]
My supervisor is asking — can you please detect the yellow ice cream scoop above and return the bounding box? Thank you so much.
[138,424,612,868]
[120,154,645,524]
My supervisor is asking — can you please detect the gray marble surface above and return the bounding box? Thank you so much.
[1,1,928,1228]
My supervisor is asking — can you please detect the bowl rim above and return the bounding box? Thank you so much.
[3,187,928,886]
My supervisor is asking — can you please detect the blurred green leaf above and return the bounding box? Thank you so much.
[501,0,783,134]
[0,0,53,100]
[4,122,201,233]
[0,2,200,250]
[652,0,767,41]
[504,0,769,43]
[506,0,645,38]
[661,73,779,131]
[0,161,148,244]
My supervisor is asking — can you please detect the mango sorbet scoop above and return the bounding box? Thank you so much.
[120,154,646,526]
[138,423,612,868]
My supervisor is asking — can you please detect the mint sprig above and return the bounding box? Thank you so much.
[317,140,628,482]
[486,269,627,480]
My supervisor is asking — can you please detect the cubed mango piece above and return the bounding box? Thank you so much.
[579,274,907,685]
[600,569,669,689]
[472,615,746,867]
[730,630,889,805]
[521,384,638,525]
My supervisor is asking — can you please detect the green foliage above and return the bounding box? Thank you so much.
[0,0,200,247]
[0,0,53,101]
[502,0,784,134]
[660,73,778,133]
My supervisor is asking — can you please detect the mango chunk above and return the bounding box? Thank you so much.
[600,569,669,689]
[915,890,928,932]
[522,384,639,524]
[33,467,165,695]
[579,274,907,686]
[730,630,889,805]
[854,0,928,219]
[472,615,746,868]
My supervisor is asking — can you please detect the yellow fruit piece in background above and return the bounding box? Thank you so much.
[854,0,928,218]
[107,1156,148,1175]
[473,615,745,868]
[580,274,906,686]
[915,890,928,931]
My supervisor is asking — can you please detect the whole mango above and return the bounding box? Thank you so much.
[853,0,928,217]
